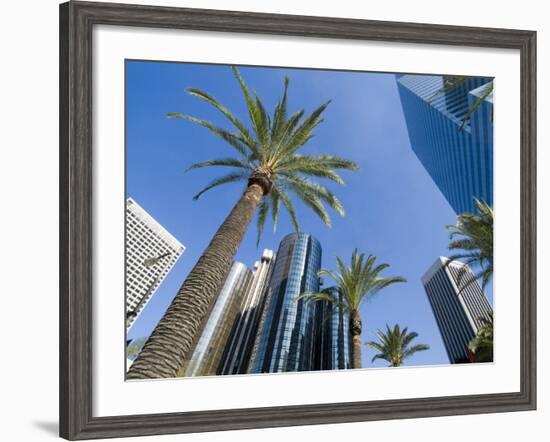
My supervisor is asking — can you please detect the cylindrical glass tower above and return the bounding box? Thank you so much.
[248,233,322,373]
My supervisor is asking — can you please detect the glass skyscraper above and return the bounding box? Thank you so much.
[248,233,323,373]
[183,262,252,376]
[422,257,493,364]
[218,249,277,375]
[317,292,352,370]
[396,74,493,214]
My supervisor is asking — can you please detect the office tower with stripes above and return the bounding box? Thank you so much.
[125,198,185,329]
[183,262,253,377]
[422,257,493,363]
[218,249,277,375]
[396,74,493,214]
[248,233,323,373]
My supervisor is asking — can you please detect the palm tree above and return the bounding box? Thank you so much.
[127,67,358,379]
[468,312,493,363]
[446,198,493,290]
[365,324,429,367]
[298,249,406,369]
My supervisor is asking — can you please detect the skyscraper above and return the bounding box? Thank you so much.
[218,249,276,375]
[422,257,493,364]
[396,74,493,214]
[184,262,253,377]
[248,233,323,373]
[317,292,352,370]
[126,198,185,329]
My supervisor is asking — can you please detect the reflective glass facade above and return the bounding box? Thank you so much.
[422,257,493,363]
[218,249,276,375]
[248,233,323,373]
[184,262,252,376]
[317,293,352,370]
[396,75,493,214]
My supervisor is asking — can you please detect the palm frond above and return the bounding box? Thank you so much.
[278,100,331,158]
[428,76,468,103]
[256,198,269,246]
[402,344,430,358]
[191,172,247,200]
[448,238,480,251]
[185,157,251,172]
[167,113,250,158]
[270,77,289,143]
[280,179,332,226]
[280,175,345,216]
[446,198,493,289]
[371,275,407,294]
[274,184,300,233]
[231,67,267,155]
[270,188,281,232]
[183,89,257,152]
[297,290,338,305]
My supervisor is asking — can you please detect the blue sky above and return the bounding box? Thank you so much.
[126,60,493,369]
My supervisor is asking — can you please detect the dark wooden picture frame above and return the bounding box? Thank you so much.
[59,1,536,439]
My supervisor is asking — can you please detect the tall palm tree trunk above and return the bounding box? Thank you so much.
[127,183,264,379]
[350,312,362,369]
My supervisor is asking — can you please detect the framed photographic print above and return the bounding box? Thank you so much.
[59,1,536,440]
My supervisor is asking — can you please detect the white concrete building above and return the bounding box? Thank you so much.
[126,198,185,329]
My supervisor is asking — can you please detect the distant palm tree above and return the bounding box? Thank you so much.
[468,312,493,363]
[365,324,429,367]
[127,67,358,379]
[298,249,406,369]
[446,198,493,290]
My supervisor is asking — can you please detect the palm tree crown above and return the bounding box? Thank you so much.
[468,312,493,363]
[446,198,493,290]
[168,67,358,243]
[299,249,406,368]
[366,324,429,367]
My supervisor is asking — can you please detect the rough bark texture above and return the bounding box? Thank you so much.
[350,312,363,369]
[127,184,264,379]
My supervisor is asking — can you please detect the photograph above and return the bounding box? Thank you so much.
[124,61,495,380]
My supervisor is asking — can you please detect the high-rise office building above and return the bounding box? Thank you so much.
[184,262,253,377]
[248,233,323,373]
[218,249,277,375]
[317,293,352,370]
[126,198,185,329]
[422,257,493,363]
[396,74,493,214]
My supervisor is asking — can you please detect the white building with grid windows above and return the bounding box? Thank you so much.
[126,198,185,330]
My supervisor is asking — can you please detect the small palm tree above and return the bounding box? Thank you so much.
[366,324,429,367]
[446,198,493,290]
[298,249,406,369]
[127,67,358,379]
[469,313,493,363]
